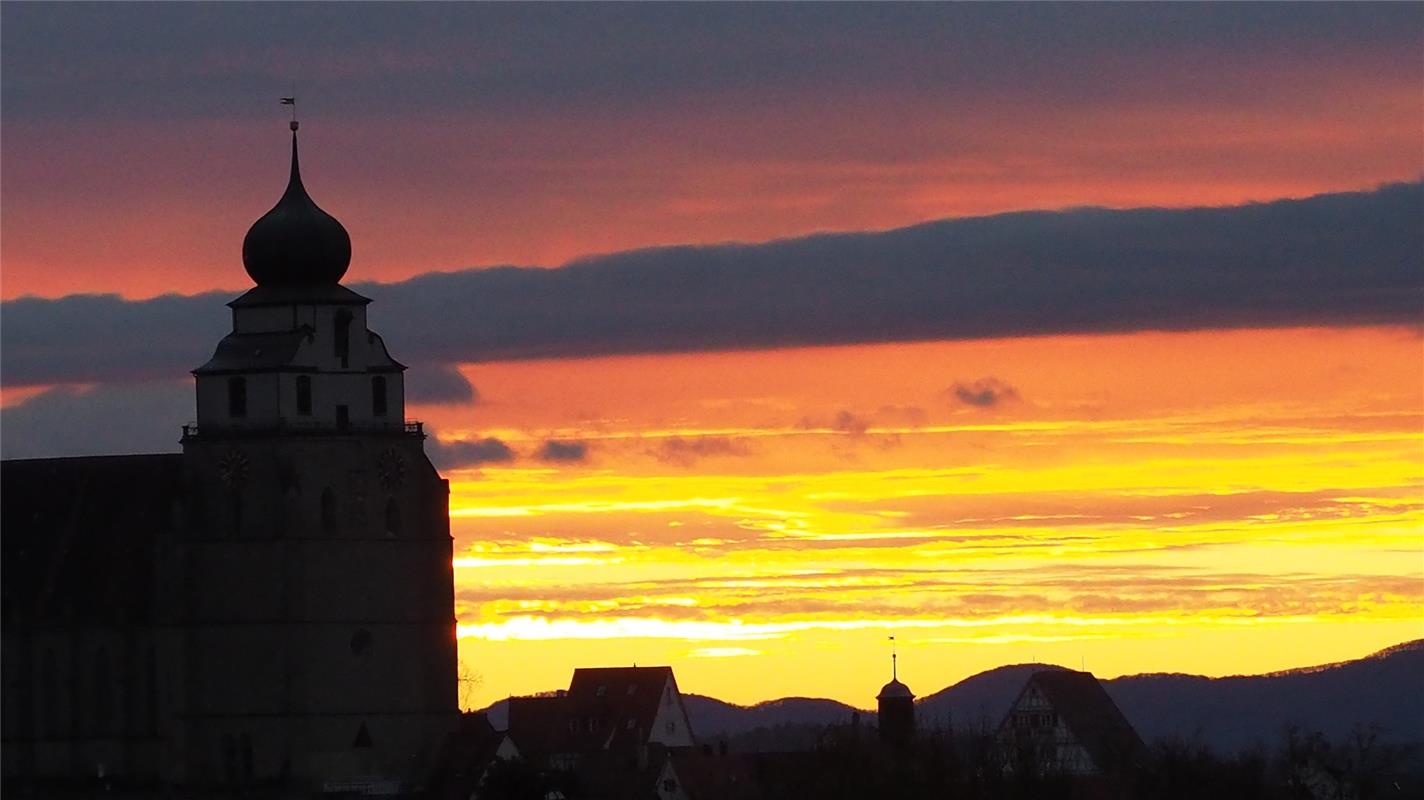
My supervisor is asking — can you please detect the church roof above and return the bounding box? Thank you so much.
[1,455,184,626]
[241,131,352,289]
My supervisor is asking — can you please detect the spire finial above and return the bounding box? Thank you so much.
[281,95,298,131]
[286,126,303,195]
[890,635,898,680]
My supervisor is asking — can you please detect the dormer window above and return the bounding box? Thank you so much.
[228,376,247,418]
[596,684,607,697]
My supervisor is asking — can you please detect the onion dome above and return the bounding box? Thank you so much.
[241,131,351,287]
[877,678,915,700]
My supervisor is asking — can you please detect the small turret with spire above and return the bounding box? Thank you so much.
[877,636,915,747]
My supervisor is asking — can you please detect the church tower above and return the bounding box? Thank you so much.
[173,122,458,791]
[876,641,915,748]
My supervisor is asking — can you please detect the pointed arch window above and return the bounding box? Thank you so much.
[371,376,388,417]
[228,376,247,418]
[296,375,312,416]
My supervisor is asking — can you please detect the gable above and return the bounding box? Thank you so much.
[648,675,695,747]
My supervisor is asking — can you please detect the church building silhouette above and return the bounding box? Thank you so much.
[2,121,460,795]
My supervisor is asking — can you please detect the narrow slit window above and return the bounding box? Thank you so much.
[42,649,58,735]
[93,646,113,732]
[384,498,401,537]
[296,376,312,416]
[146,646,159,733]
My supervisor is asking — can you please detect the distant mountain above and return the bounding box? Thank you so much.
[1103,639,1424,753]
[479,640,1423,755]
[914,662,1065,731]
[911,641,1424,753]
[682,694,861,738]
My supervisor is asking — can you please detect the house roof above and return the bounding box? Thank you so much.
[1,455,185,626]
[668,750,762,800]
[506,666,693,760]
[426,713,516,800]
[1014,670,1147,771]
[568,666,688,750]
[569,749,665,800]
[506,695,571,758]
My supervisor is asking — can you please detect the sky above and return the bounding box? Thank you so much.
[2,4,1422,710]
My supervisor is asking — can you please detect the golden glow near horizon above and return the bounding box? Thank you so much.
[425,326,1423,709]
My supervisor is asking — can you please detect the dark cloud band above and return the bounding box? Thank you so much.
[3,182,1420,388]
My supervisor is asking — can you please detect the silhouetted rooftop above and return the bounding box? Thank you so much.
[1011,670,1147,771]
[877,678,914,700]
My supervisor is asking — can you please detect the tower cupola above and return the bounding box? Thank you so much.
[877,638,915,747]
[241,126,351,287]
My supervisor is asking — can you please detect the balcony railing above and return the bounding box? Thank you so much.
[181,420,423,439]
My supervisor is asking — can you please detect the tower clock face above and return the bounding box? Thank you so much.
[376,448,406,491]
[218,449,250,490]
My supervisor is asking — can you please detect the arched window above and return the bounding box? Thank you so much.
[228,376,247,418]
[321,488,338,535]
[334,309,353,368]
[296,375,312,416]
[93,646,112,733]
[371,376,388,417]
[384,498,401,537]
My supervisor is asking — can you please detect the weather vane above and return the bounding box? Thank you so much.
[281,95,298,131]
[889,635,898,680]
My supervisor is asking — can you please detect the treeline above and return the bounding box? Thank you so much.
[473,721,1420,800]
